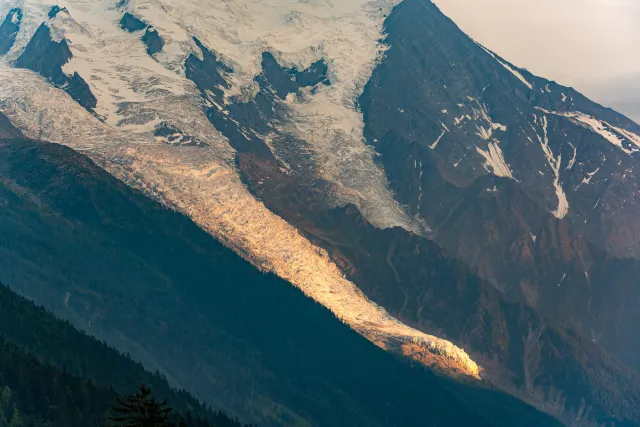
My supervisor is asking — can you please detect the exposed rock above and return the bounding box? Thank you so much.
[119,12,146,32]
[15,20,96,111]
[141,26,163,56]
[0,8,21,55]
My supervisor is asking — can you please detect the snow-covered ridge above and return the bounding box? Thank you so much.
[1,0,418,233]
[133,0,415,231]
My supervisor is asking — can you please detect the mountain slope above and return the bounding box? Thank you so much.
[0,284,236,425]
[0,335,247,427]
[358,0,640,374]
[0,326,245,427]
[202,1,640,423]
[0,133,563,427]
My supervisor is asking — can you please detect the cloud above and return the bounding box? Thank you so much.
[432,0,640,122]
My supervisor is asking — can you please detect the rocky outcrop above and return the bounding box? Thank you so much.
[15,9,96,111]
[0,8,21,55]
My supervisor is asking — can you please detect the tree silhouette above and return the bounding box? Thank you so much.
[107,385,173,427]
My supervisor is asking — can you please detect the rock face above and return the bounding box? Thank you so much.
[119,12,146,32]
[0,8,20,55]
[15,11,97,111]
[142,27,163,56]
[358,0,640,371]
[1,0,640,426]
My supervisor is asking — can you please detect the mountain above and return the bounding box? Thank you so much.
[0,0,639,426]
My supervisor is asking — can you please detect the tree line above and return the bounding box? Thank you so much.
[0,284,250,427]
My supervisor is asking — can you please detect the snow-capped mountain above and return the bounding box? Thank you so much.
[0,0,481,379]
[1,0,640,425]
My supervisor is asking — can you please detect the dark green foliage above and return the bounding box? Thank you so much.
[0,284,250,427]
[0,335,247,427]
[0,283,212,420]
[106,386,248,427]
[0,387,23,427]
[108,385,173,427]
[0,335,115,427]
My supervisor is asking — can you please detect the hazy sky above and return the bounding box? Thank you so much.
[432,0,640,123]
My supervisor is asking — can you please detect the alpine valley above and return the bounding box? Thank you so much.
[0,0,639,426]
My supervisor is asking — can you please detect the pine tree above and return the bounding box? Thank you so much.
[107,385,173,427]
[8,408,21,427]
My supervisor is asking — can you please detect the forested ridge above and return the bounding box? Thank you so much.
[0,283,249,427]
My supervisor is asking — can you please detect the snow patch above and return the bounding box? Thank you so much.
[558,273,566,287]
[10,9,20,24]
[593,198,601,209]
[612,124,640,149]
[476,142,513,179]
[429,128,446,149]
[538,108,640,156]
[531,115,569,219]
[468,97,507,140]
[579,166,600,187]
[566,141,577,170]
[454,115,465,126]
[478,44,533,90]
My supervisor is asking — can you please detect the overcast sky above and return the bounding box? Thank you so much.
[431,0,640,123]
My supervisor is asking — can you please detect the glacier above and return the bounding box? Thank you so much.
[0,0,479,377]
